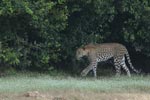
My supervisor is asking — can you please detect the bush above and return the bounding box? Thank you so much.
[0,0,150,73]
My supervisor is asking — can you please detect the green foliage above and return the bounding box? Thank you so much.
[0,0,68,71]
[0,48,20,65]
[0,0,150,72]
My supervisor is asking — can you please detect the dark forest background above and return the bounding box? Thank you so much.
[0,0,150,75]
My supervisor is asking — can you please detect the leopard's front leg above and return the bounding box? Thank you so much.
[81,61,98,77]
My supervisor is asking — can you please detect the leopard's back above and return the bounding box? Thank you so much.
[87,43,128,60]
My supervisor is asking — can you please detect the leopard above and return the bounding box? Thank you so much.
[76,43,140,77]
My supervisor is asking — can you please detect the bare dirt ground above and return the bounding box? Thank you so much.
[1,90,150,100]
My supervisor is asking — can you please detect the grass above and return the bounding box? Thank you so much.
[0,73,150,93]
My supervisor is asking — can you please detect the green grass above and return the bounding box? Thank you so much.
[0,73,150,93]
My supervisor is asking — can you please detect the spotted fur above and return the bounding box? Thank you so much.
[76,43,140,77]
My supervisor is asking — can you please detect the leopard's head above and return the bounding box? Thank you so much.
[76,47,89,60]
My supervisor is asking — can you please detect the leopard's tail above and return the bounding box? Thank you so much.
[125,51,141,74]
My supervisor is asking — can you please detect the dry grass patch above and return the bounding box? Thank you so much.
[1,74,150,100]
[1,90,150,100]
